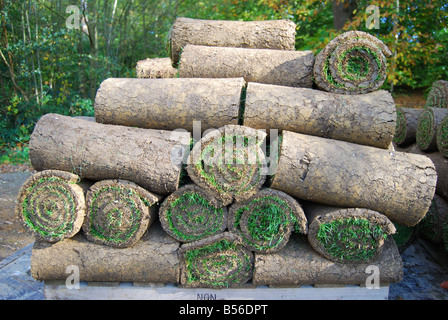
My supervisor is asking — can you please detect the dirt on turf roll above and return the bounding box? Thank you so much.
[270,131,437,227]
[31,221,181,283]
[178,45,314,88]
[169,17,296,65]
[94,77,244,133]
[29,113,190,195]
[244,82,396,149]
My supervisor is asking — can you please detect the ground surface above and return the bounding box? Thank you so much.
[0,165,35,261]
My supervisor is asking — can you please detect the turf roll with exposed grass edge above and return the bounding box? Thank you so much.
[82,179,160,248]
[416,108,448,152]
[16,169,86,243]
[179,232,254,288]
[313,30,392,94]
[437,114,448,157]
[159,184,227,242]
[425,80,448,109]
[393,107,423,146]
[187,125,267,206]
[228,188,308,253]
[304,203,396,263]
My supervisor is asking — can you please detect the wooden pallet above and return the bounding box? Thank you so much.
[44,281,389,300]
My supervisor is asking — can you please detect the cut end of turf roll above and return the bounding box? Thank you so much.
[187,125,268,205]
[425,80,448,109]
[16,170,86,243]
[393,108,407,145]
[308,207,395,263]
[179,232,254,288]
[417,108,437,151]
[313,30,391,94]
[83,179,160,248]
[437,114,448,157]
[159,184,227,242]
[228,188,307,253]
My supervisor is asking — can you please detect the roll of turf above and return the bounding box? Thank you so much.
[244,82,396,149]
[82,179,160,248]
[179,232,254,288]
[437,114,448,157]
[228,188,307,253]
[29,113,191,195]
[270,131,437,227]
[416,107,448,152]
[304,203,396,263]
[178,45,314,88]
[419,194,448,250]
[393,107,424,146]
[169,17,296,65]
[159,184,227,242]
[16,170,86,242]
[313,30,392,94]
[425,80,448,109]
[187,125,267,206]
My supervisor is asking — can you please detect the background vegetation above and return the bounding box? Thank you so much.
[1,0,447,164]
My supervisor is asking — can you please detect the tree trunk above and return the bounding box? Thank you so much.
[29,114,191,195]
[270,131,437,226]
[178,45,314,88]
[244,83,396,149]
[332,0,358,30]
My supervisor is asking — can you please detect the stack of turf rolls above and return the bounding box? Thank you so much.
[20,18,440,291]
[393,79,448,256]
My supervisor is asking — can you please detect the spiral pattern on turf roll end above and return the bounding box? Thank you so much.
[393,108,407,145]
[425,80,448,109]
[16,170,86,243]
[314,31,391,95]
[179,232,254,288]
[83,179,159,248]
[228,189,307,253]
[187,125,267,206]
[416,108,436,151]
[159,184,227,242]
